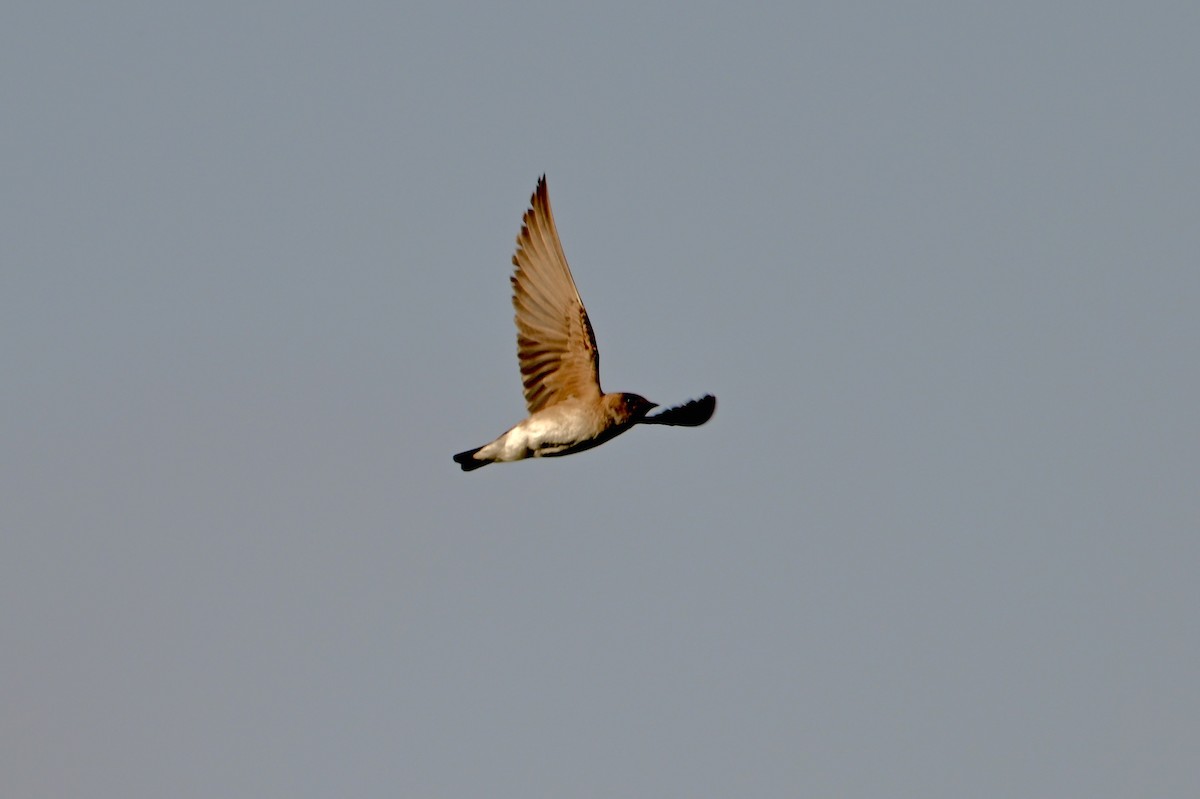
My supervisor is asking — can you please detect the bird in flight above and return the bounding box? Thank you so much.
[453,176,716,472]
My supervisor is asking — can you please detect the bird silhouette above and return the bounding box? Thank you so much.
[453,177,716,471]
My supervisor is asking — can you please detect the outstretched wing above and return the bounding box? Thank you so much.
[642,395,717,427]
[510,176,602,414]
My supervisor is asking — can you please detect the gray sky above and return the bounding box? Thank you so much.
[4,2,1198,796]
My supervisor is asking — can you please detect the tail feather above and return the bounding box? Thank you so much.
[453,447,489,472]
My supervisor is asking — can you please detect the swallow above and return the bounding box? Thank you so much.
[453,176,716,472]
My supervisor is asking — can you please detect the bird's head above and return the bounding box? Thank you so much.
[613,392,658,423]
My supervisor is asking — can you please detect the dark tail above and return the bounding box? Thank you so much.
[453,447,489,472]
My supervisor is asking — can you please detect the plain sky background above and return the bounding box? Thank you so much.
[3,2,1197,797]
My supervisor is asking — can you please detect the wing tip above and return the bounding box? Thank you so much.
[642,394,717,427]
[531,174,548,208]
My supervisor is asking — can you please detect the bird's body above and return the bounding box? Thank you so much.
[454,177,715,472]
[454,394,656,471]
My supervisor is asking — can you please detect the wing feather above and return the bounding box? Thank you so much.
[510,177,602,413]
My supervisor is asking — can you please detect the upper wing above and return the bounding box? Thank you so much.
[510,176,602,414]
